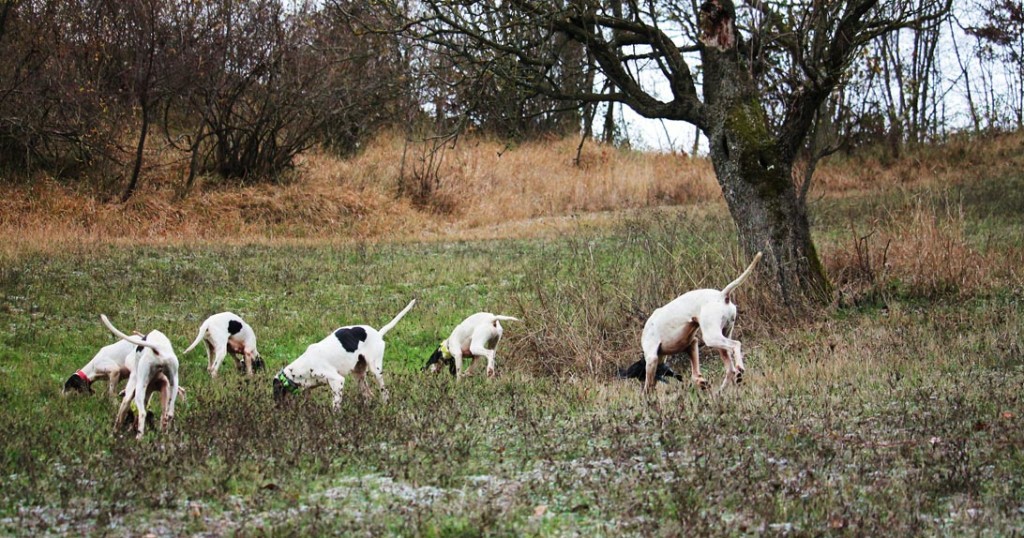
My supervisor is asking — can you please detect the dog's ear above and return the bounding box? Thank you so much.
[252,356,266,372]
[63,375,92,394]
[617,358,646,381]
[423,347,443,372]
[272,378,287,402]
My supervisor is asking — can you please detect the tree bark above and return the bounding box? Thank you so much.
[122,100,150,203]
[700,1,830,306]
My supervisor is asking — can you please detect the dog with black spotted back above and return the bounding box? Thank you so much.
[182,312,264,377]
[274,300,416,408]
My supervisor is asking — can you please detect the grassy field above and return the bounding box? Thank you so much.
[1,167,1023,535]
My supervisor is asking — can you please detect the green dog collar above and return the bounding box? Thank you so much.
[440,341,453,360]
[276,371,302,395]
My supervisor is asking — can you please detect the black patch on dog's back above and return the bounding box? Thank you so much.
[334,327,367,352]
[227,319,243,335]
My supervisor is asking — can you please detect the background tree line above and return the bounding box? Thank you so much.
[0,0,1020,301]
[2,0,1020,194]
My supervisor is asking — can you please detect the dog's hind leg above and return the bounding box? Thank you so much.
[203,340,216,372]
[699,305,744,379]
[688,340,708,390]
[208,345,229,378]
[370,365,388,402]
[132,363,152,439]
[470,340,497,378]
[114,372,137,432]
[352,356,372,400]
[718,349,739,389]
[107,369,122,398]
[163,364,179,431]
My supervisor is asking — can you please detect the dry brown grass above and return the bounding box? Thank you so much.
[1,129,1021,258]
[0,132,719,256]
[824,193,1022,304]
[811,131,1024,196]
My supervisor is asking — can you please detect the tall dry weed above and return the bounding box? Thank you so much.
[826,193,1011,303]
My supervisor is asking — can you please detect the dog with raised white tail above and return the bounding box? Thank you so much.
[422,312,520,379]
[640,252,762,393]
[274,300,416,408]
[100,314,181,439]
[182,312,264,377]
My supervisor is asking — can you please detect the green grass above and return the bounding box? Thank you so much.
[0,180,1022,535]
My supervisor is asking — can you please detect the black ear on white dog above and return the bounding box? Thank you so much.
[272,377,288,402]
[120,408,157,433]
[63,374,92,395]
[618,358,684,384]
[235,355,267,373]
[423,347,456,376]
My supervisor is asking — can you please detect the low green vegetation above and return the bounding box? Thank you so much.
[0,178,1021,535]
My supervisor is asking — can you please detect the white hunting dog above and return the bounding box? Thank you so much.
[641,252,762,392]
[273,300,416,407]
[422,312,520,378]
[182,312,263,376]
[64,327,186,434]
[101,314,181,438]
[62,339,138,396]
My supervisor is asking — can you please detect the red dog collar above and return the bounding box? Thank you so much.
[76,370,90,382]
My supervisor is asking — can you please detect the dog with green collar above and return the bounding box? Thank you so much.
[272,300,415,408]
[273,370,302,398]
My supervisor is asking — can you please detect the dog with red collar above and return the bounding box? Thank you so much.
[63,339,138,396]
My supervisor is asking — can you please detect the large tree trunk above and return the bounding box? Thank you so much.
[700,1,830,305]
[705,112,831,306]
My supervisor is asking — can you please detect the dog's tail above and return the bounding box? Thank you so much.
[721,251,763,297]
[492,315,521,323]
[182,319,209,354]
[378,299,416,337]
[100,314,160,353]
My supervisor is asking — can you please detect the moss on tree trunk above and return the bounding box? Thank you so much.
[707,97,832,306]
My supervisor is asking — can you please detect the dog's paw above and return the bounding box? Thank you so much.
[693,376,709,391]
